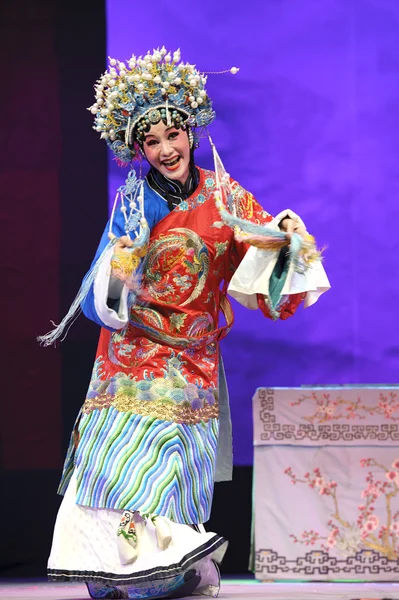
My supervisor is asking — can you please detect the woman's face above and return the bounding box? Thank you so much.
[142,120,191,184]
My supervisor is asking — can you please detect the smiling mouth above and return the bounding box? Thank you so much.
[162,156,181,170]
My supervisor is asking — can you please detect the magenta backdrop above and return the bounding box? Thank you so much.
[106,0,399,464]
[1,2,62,470]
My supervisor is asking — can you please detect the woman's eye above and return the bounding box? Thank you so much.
[168,132,179,140]
[146,140,157,146]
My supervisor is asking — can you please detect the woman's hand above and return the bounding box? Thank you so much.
[279,217,307,239]
[113,235,133,254]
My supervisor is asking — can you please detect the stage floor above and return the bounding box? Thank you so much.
[0,579,398,600]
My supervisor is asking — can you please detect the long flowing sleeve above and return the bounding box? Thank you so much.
[81,186,168,331]
[80,211,129,330]
[226,184,330,320]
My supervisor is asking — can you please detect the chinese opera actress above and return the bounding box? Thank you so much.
[42,47,330,599]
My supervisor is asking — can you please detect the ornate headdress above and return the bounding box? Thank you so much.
[88,47,239,164]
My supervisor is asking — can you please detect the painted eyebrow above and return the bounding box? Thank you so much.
[144,128,178,140]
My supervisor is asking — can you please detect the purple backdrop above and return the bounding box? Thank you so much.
[106,0,399,464]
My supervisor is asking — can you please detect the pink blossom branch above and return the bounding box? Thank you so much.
[289,391,399,424]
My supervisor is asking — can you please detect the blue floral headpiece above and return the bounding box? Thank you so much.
[88,47,239,164]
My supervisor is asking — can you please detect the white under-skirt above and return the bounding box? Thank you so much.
[48,473,227,599]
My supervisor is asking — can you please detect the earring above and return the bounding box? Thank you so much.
[188,128,194,149]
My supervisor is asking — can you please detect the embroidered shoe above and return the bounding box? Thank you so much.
[86,582,128,599]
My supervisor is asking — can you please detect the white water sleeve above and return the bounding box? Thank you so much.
[228,209,331,309]
[93,246,130,329]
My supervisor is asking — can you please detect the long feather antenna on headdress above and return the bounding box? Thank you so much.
[208,133,306,261]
